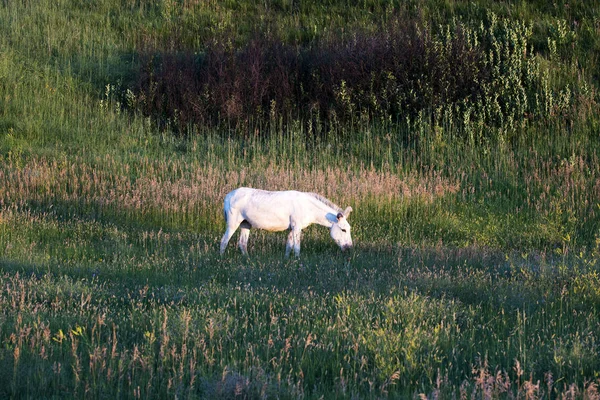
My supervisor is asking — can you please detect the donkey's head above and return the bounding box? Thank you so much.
[330,206,353,251]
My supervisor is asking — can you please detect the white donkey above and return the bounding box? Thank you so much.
[220,187,353,257]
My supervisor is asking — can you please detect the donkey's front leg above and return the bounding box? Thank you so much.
[292,227,302,257]
[285,227,302,257]
[285,231,294,258]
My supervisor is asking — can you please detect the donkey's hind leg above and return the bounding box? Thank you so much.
[220,215,243,255]
[220,227,236,255]
[238,221,251,255]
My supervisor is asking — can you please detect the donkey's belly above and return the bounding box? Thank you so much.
[242,210,290,232]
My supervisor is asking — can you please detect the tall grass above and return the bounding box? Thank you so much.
[1,0,600,398]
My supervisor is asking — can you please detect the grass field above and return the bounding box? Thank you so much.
[1,0,600,398]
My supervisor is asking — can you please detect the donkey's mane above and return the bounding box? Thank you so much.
[306,192,342,213]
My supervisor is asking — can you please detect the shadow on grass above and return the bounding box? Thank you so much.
[3,194,568,315]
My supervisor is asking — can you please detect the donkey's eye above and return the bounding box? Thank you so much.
[341,229,347,233]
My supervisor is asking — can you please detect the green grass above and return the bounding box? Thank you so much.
[2,238,600,398]
[1,0,600,398]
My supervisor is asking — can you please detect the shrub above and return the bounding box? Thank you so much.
[133,14,571,139]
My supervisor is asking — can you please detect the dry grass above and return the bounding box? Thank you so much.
[0,155,461,222]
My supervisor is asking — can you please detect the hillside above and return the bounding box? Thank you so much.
[1,1,600,398]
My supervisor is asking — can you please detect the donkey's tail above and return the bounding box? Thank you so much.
[223,193,231,223]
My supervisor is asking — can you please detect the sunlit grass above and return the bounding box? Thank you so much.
[1,0,600,398]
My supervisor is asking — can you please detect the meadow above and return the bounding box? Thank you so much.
[1,0,600,398]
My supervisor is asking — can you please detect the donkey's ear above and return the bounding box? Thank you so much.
[336,212,344,220]
[343,206,353,218]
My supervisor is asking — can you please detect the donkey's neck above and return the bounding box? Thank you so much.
[309,198,339,227]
